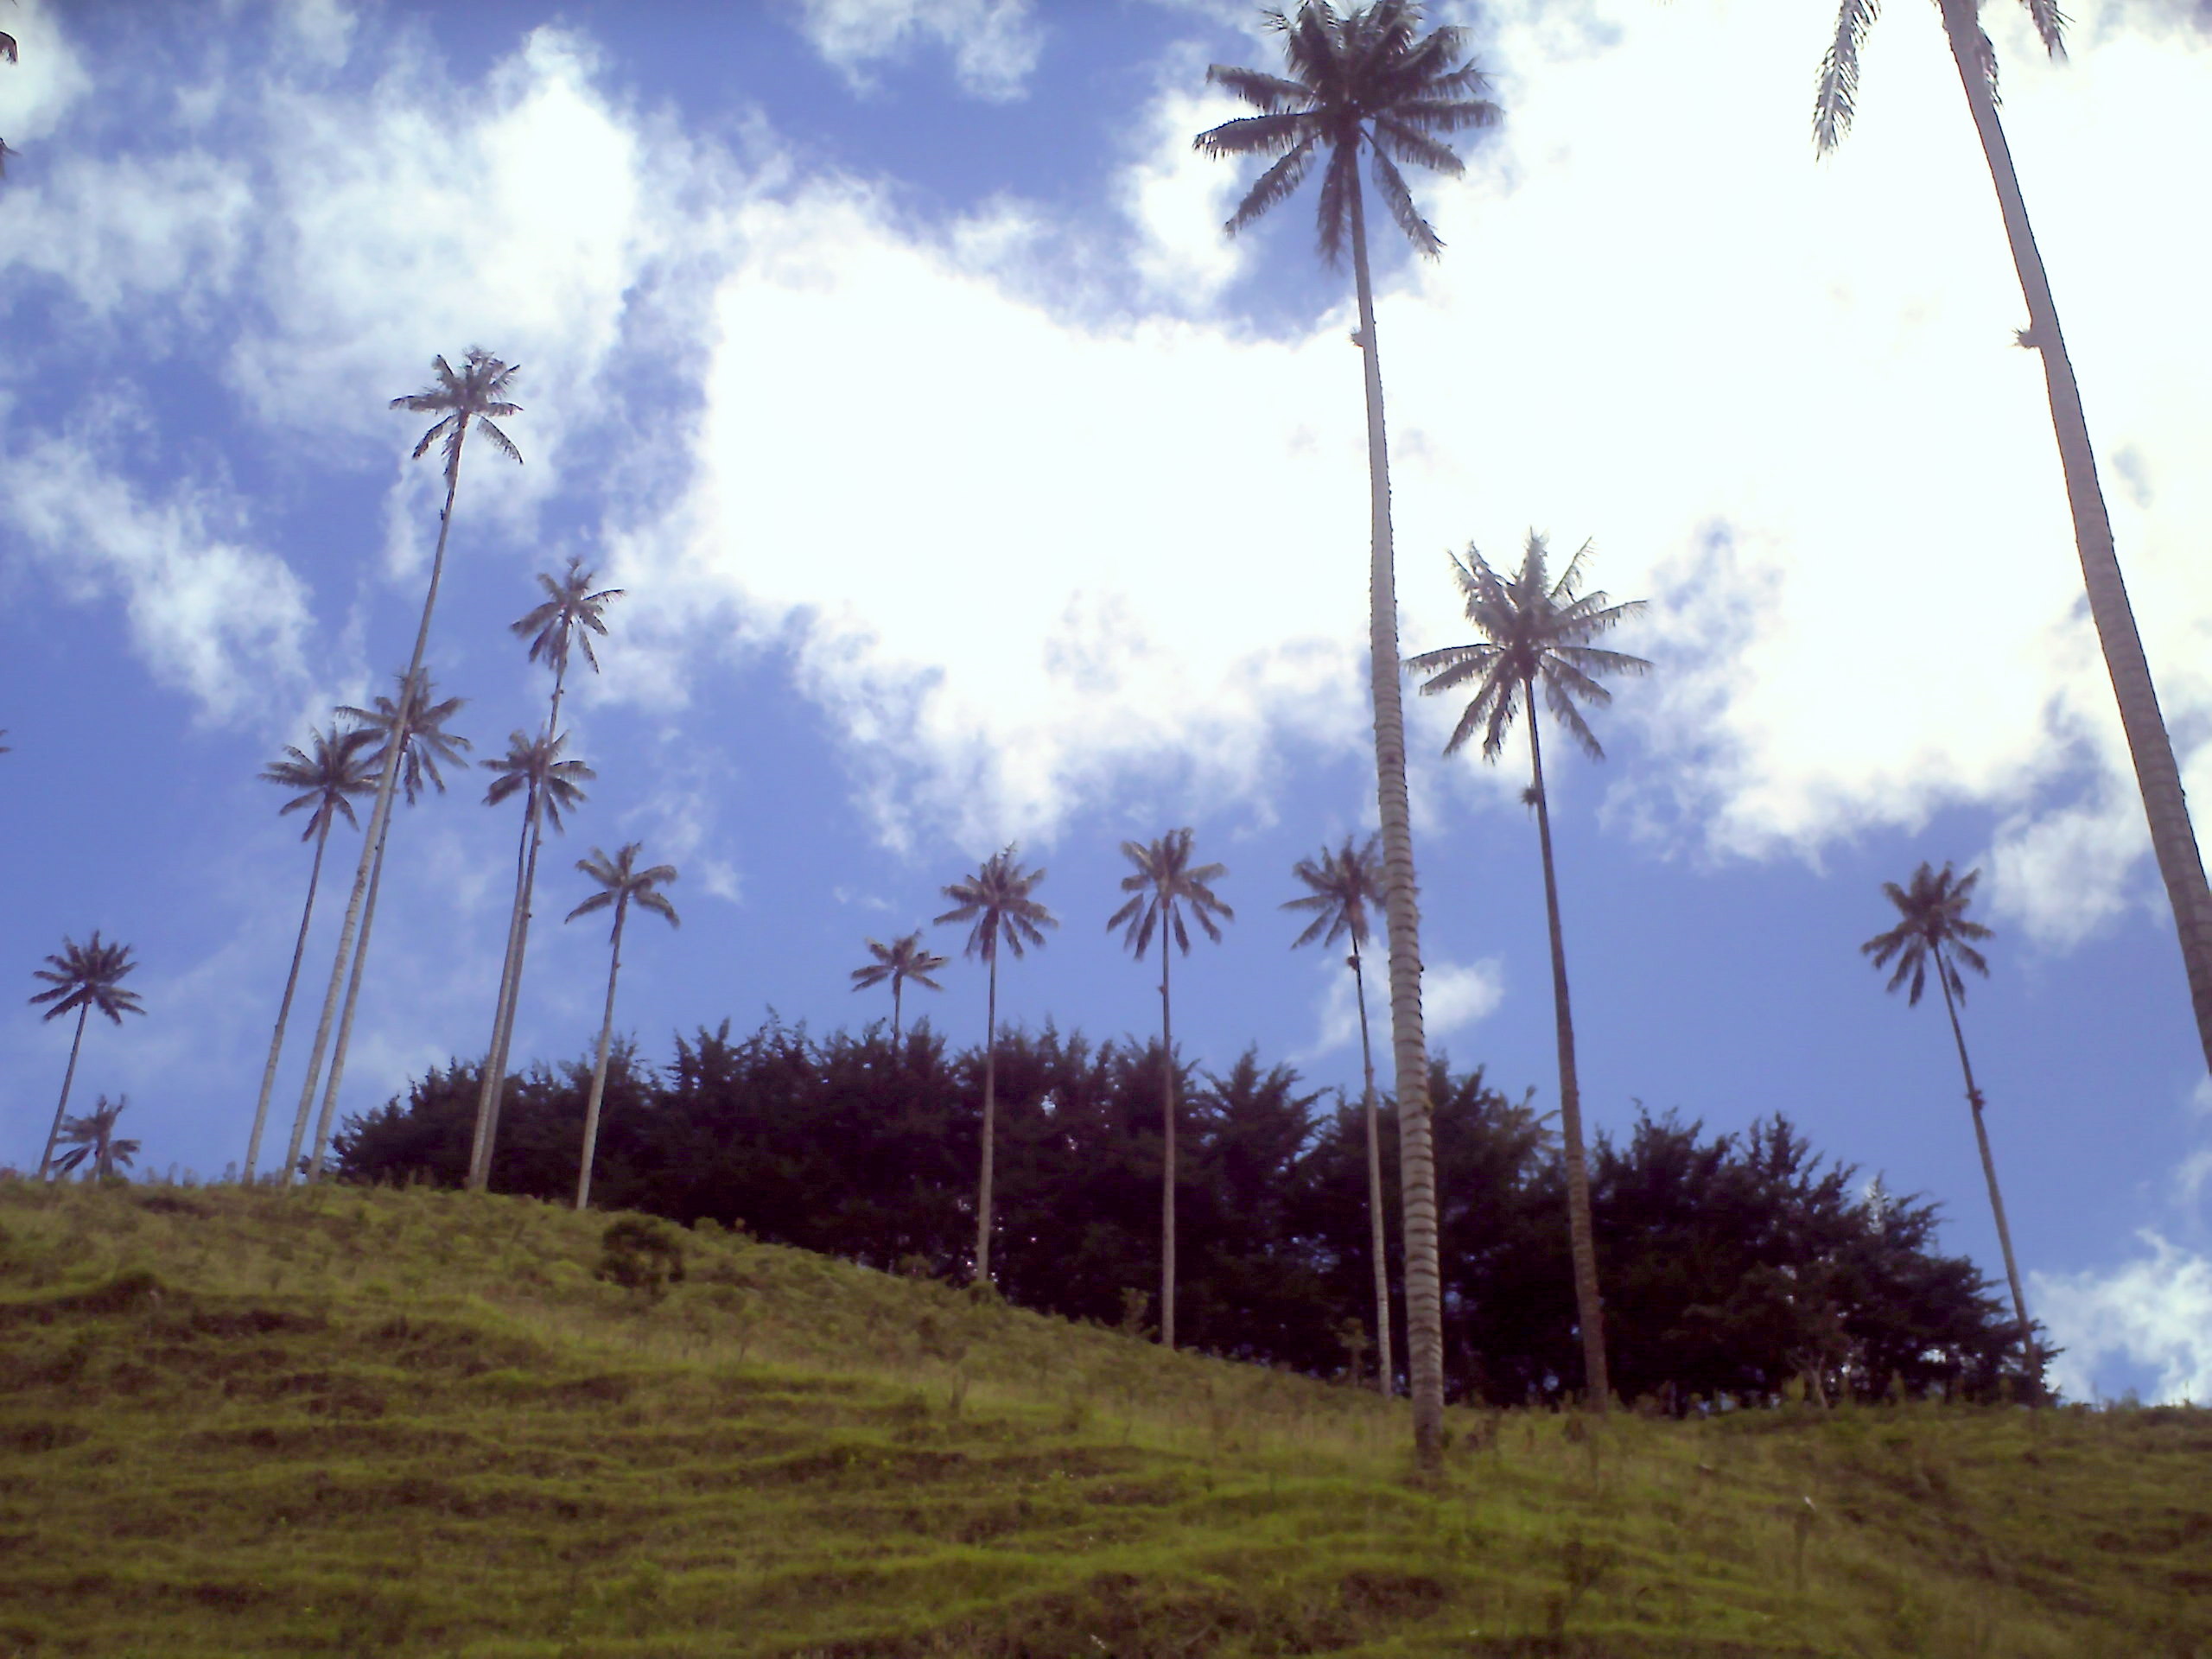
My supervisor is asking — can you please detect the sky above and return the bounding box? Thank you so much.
[2,0,2209,1402]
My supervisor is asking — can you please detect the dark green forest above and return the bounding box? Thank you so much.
[334,1020,2031,1408]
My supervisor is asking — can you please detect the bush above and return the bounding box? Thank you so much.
[595,1218,685,1300]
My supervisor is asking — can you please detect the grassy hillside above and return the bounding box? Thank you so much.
[1,1179,2204,1657]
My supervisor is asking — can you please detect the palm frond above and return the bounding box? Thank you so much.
[2021,0,2068,60]
[1368,143,1443,258]
[1222,132,1319,236]
[1814,0,1881,155]
[1202,64,1313,114]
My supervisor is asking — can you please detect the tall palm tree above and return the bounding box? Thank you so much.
[1408,531,1648,1410]
[1285,831,1394,1395]
[287,349,521,1184]
[849,931,949,1041]
[52,1095,138,1181]
[1862,861,2036,1372]
[467,728,595,1192]
[243,724,377,1183]
[1195,0,1499,1461]
[568,843,678,1211]
[287,676,472,1182]
[935,847,1057,1287]
[470,559,624,1189]
[30,932,145,1180]
[1816,2,2212,1081]
[1108,829,1233,1351]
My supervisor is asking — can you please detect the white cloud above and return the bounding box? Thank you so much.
[1427,957,1507,1039]
[793,0,1041,100]
[1304,952,1502,1061]
[2036,1234,2212,1404]
[1116,66,1249,306]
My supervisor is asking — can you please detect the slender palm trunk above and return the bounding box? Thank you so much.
[1940,4,2212,1079]
[975,949,999,1284]
[468,790,537,1187]
[304,803,395,1179]
[1526,693,1611,1409]
[1933,945,2035,1371]
[1160,942,1177,1351]
[244,820,330,1183]
[286,448,470,1183]
[1348,171,1443,1463]
[1350,944,1394,1397]
[574,896,630,1211]
[36,1003,91,1181]
[893,979,904,1044]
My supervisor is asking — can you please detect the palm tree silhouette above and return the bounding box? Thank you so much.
[471,559,624,1190]
[1285,831,1394,1394]
[288,676,471,1181]
[53,1095,139,1181]
[467,728,595,1192]
[567,844,678,1211]
[288,350,521,1184]
[31,932,145,1180]
[1815,1,2212,1080]
[849,931,949,1042]
[1863,861,2036,1375]
[936,847,1057,1287]
[1409,531,1648,1410]
[1195,0,1498,1461]
[243,724,376,1183]
[1109,829,1233,1351]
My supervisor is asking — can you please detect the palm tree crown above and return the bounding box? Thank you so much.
[1863,861,1993,1006]
[1408,532,1651,762]
[261,725,378,842]
[567,844,682,932]
[851,932,949,995]
[391,348,523,492]
[53,1095,138,1180]
[481,731,594,831]
[935,847,1057,963]
[339,675,473,804]
[1109,830,1233,958]
[1193,0,1501,264]
[30,932,145,1027]
[514,556,623,680]
[1283,832,1383,954]
[1815,0,2063,155]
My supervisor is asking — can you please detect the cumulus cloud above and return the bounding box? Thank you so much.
[1305,953,1502,1060]
[792,0,1041,100]
[2036,1234,2212,1404]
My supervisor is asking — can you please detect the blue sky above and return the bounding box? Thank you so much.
[3,0,2209,1402]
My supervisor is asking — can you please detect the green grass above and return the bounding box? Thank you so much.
[1,1180,2205,1656]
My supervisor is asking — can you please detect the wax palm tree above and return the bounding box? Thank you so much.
[287,350,521,1185]
[288,676,472,1181]
[1408,531,1649,1410]
[467,728,595,1192]
[1285,831,1393,1395]
[1195,0,1498,1460]
[1108,829,1233,1351]
[850,931,949,1041]
[243,724,377,1182]
[935,848,1057,1286]
[30,932,144,1180]
[1816,3,2212,1080]
[568,844,678,1211]
[471,559,625,1187]
[1862,861,2036,1372]
[52,1095,138,1180]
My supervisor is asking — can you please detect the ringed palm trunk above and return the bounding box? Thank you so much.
[35,1003,91,1180]
[302,803,396,1179]
[574,894,631,1211]
[1350,945,1394,1397]
[287,445,471,1184]
[244,819,332,1183]
[893,980,904,1044]
[1347,170,1445,1463]
[1941,1,2212,1079]
[1932,944,2036,1372]
[975,948,999,1285]
[1160,944,1177,1351]
[1525,686,1611,1409]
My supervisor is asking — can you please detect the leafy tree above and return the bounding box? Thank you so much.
[471,559,623,1191]
[289,676,472,1181]
[1863,861,2034,1371]
[1108,828,1233,1351]
[1196,0,1499,1462]
[1408,531,1649,1409]
[31,932,145,1181]
[243,724,377,1182]
[288,349,521,1184]
[849,931,949,1041]
[936,847,1056,1286]
[567,843,679,1211]
[52,1094,138,1180]
[1285,832,1394,1394]
[468,728,594,1191]
[1816,0,2212,1080]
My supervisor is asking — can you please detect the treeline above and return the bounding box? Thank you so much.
[334,1020,2031,1407]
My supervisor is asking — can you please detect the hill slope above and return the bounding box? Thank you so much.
[1,1180,2204,1656]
